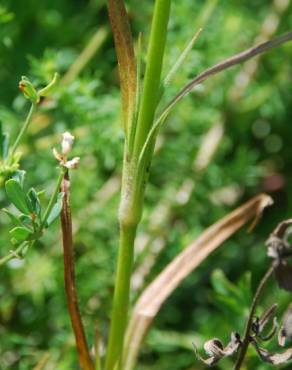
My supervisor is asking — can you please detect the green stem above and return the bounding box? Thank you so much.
[105,1,171,369]
[133,0,171,157]
[0,241,27,266]
[41,168,65,229]
[10,103,36,157]
[233,265,274,370]
[105,222,137,370]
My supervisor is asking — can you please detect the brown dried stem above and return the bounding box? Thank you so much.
[60,171,94,370]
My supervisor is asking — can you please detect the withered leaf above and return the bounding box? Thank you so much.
[274,262,292,293]
[124,194,272,370]
[279,304,292,347]
[251,338,292,365]
[194,332,241,366]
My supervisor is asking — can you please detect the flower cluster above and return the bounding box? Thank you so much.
[53,132,80,170]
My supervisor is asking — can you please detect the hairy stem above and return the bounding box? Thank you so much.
[60,171,94,370]
[233,265,274,370]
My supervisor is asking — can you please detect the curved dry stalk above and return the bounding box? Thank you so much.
[233,265,274,370]
[60,171,94,370]
[158,32,292,122]
[123,194,273,370]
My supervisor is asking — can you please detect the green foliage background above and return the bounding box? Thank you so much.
[0,0,292,369]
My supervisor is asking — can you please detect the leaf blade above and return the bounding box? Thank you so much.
[46,192,64,227]
[5,179,30,214]
[9,226,33,243]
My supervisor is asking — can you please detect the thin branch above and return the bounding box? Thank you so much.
[10,103,36,157]
[233,265,274,370]
[0,241,29,266]
[60,171,94,370]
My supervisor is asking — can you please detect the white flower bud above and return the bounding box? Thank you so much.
[65,157,80,169]
[62,132,75,155]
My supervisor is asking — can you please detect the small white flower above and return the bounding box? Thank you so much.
[62,132,75,155]
[64,157,80,169]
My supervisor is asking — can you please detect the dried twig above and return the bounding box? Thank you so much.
[60,171,94,370]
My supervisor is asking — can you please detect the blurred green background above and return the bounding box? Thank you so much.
[0,0,292,369]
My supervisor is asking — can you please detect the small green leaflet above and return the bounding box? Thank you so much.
[9,226,33,243]
[27,188,41,217]
[5,179,30,214]
[46,192,64,227]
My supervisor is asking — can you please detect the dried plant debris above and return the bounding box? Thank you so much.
[266,219,292,292]
[194,332,241,366]
[252,304,278,341]
[251,338,292,365]
[278,304,292,347]
[195,304,292,366]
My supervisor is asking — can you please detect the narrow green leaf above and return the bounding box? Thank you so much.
[5,179,30,214]
[27,188,41,217]
[46,192,64,227]
[163,28,202,88]
[107,0,136,140]
[9,226,32,242]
